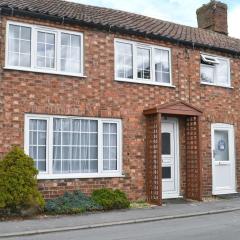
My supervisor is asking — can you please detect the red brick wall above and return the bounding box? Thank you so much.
[0,15,240,200]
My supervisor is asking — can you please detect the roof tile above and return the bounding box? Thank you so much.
[1,0,240,54]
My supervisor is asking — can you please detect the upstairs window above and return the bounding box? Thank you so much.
[6,21,83,77]
[200,54,230,87]
[115,39,172,86]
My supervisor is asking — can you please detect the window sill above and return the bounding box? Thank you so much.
[200,82,233,89]
[4,66,87,78]
[37,173,125,180]
[115,78,175,87]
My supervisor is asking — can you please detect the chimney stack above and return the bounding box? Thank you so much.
[196,0,228,35]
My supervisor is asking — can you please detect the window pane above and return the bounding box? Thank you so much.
[21,26,31,40]
[8,53,19,66]
[28,119,47,172]
[8,24,31,67]
[214,130,229,161]
[162,132,171,155]
[20,54,31,67]
[52,118,98,174]
[9,25,20,39]
[137,47,151,80]
[116,42,133,79]
[216,59,229,85]
[200,65,214,83]
[103,123,118,171]
[60,33,81,73]
[9,39,19,52]
[162,166,171,179]
[155,49,170,84]
[37,31,55,69]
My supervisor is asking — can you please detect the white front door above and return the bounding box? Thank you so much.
[161,118,179,199]
[212,124,236,195]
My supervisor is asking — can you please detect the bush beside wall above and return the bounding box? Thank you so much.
[0,146,45,214]
[45,191,102,214]
[91,188,130,210]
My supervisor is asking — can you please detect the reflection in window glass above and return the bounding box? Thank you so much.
[155,49,170,83]
[103,123,118,171]
[61,33,81,73]
[116,42,133,79]
[217,59,229,85]
[200,54,230,86]
[137,47,151,80]
[29,119,47,172]
[37,31,55,69]
[8,24,31,67]
[200,64,214,83]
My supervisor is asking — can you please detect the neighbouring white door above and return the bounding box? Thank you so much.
[161,118,180,199]
[212,123,236,195]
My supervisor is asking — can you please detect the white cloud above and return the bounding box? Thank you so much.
[228,6,240,38]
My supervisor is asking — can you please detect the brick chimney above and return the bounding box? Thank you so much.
[196,0,228,35]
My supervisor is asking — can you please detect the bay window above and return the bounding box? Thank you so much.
[200,54,230,87]
[6,21,83,76]
[115,39,172,85]
[25,115,122,179]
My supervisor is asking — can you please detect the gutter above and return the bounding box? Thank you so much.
[1,6,240,56]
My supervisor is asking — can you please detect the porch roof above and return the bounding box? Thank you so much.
[143,101,203,116]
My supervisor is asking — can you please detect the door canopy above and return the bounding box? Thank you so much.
[143,101,202,116]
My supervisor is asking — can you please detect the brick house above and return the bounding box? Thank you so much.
[0,0,239,205]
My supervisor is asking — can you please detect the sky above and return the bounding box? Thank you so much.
[68,0,240,38]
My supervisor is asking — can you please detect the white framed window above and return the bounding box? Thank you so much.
[6,21,84,77]
[24,115,123,179]
[200,53,231,87]
[114,39,172,86]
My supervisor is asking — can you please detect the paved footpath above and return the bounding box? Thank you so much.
[1,197,240,238]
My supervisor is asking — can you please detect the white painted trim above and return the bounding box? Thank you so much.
[5,20,84,77]
[200,52,231,88]
[200,82,233,89]
[211,123,236,195]
[161,117,180,199]
[24,114,123,179]
[114,38,173,87]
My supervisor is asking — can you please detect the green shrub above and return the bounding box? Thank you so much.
[0,146,45,211]
[91,188,130,210]
[45,191,102,214]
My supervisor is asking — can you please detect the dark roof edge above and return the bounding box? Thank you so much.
[1,6,240,56]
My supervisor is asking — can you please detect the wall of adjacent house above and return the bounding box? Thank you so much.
[0,14,240,200]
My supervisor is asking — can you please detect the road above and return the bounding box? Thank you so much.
[8,210,240,240]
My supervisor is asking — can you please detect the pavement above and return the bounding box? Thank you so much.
[7,210,240,240]
[1,197,240,239]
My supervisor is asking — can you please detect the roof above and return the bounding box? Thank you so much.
[143,101,203,116]
[1,0,240,55]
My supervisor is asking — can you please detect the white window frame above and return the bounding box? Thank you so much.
[114,38,173,87]
[200,53,231,88]
[5,21,85,78]
[24,114,123,179]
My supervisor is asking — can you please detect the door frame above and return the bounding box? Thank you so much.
[162,117,180,199]
[211,123,236,195]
